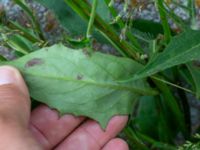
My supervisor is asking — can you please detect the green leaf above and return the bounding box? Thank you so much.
[2,34,33,54]
[0,55,7,61]
[35,0,109,36]
[132,19,164,38]
[134,96,177,143]
[13,0,44,39]
[179,66,196,92]
[7,21,41,43]
[88,0,110,22]
[2,44,156,128]
[35,0,87,36]
[187,62,200,98]
[134,96,160,139]
[153,76,188,138]
[35,0,109,44]
[133,30,200,80]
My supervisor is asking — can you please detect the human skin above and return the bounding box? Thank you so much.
[0,66,129,150]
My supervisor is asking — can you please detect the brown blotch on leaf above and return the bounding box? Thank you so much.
[25,58,44,68]
[77,74,84,80]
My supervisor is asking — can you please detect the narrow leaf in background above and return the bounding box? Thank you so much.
[34,0,87,36]
[35,0,109,39]
[133,30,200,80]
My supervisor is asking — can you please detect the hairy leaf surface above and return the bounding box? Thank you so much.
[133,30,200,80]
[3,44,156,128]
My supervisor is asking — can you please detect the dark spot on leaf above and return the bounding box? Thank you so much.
[25,58,44,68]
[77,74,84,80]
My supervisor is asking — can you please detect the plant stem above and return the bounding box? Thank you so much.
[65,0,142,61]
[188,0,198,30]
[155,0,171,43]
[188,0,196,19]
[123,127,149,150]
[65,0,125,57]
[135,130,177,150]
[104,0,143,52]
[151,76,194,94]
[86,0,98,39]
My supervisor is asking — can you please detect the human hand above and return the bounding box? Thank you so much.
[0,66,129,150]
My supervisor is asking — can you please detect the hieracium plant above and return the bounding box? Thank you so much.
[1,0,200,149]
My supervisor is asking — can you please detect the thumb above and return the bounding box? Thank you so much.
[0,66,30,127]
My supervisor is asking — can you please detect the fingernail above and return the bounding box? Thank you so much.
[0,66,19,85]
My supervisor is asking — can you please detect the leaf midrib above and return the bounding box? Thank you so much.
[25,72,157,95]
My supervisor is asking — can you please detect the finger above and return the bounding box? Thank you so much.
[30,105,85,149]
[102,138,129,150]
[0,66,41,150]
[55,115,128,150]
[0,66,30,127]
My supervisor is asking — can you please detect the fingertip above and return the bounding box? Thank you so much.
[0,66,29,97]
[102,138,129,150]
[106,115,128,132]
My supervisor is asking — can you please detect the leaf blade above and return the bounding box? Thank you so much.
[133,30,200,80]
[3,44,156,128]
